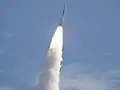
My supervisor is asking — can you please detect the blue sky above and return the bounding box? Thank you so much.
[0,0,120,90]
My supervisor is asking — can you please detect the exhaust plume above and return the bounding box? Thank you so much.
[40,26,63,90]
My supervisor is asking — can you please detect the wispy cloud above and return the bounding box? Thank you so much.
[1,32,15,40]
[4,32,14,38]
[0,70,5,73]
[27,62,120,90]
[0,50,6,55]
[102,52,110,56]
[29,72,41,87]
[59,62,120,90]
[0,86,12,90]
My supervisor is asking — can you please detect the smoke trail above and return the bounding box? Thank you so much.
[40,26,63,90]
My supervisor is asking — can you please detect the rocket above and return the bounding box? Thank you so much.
[59,4,67,26]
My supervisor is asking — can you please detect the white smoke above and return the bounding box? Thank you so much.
[40,26,63,90]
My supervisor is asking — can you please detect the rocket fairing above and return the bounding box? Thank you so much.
[59,4,67,26]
